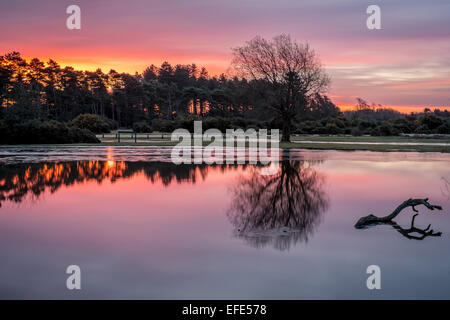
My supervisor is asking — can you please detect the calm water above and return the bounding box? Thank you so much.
[0,147,449,299]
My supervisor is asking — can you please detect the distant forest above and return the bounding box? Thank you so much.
[1,51,449,144]
[1,51,285,126]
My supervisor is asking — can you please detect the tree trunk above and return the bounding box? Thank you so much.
[281,117,291,142]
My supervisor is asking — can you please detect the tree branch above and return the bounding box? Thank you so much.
[355,198,442,229]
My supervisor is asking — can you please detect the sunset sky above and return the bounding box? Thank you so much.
[1,0,449,112]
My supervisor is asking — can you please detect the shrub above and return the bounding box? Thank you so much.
[330,118,346,129]
[70,114,111,134]
[102,117,118,130]
[133,121,152,133]
[357,120,376,131]
[373,122,398,136]
[151,119,177,132]
[311,125,327,134]
[296,120,320,134]
[324,123,343,134]
[436,121,450,134]
[392,118,413,134]
[418,114,443,131]
[179,118,195,132]
[414,124,431,134]
[351,127,363,136]
[203,117,232,132]
[0,119,100,144]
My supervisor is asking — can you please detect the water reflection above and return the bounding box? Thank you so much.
[390,214,442,240]
[1,150,450,299]
[355,198,443,240]
[227,160,329,251]
[0,161,246,207]
[1,159,330,251]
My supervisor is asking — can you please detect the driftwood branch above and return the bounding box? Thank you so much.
[355,198,442,229]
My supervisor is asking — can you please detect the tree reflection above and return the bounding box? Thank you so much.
[0,161,244,207]
[227,160,329,251]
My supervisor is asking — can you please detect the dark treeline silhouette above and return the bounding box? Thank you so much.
[1,34,449,144]
[344,98,450,121]
[0,51,257,125]
[0,46,340,143]
[0,160,253,207]
[298,97,450,136]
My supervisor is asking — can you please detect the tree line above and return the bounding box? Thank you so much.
[0,36,341,143]
[1,34,449,144]
[0,51,259,126]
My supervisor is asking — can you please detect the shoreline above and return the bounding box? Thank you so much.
[1,142,449,153]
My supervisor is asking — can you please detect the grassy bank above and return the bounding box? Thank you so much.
[290,135,450,143]
[98,134,450,143]
[90,134,450,153]
[279,142,449,153]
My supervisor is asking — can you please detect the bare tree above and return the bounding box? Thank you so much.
[231,34,330,142]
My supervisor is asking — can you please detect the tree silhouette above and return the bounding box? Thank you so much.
[231,34,330,142]
[0,52,262,127]
[227,160,329,250]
